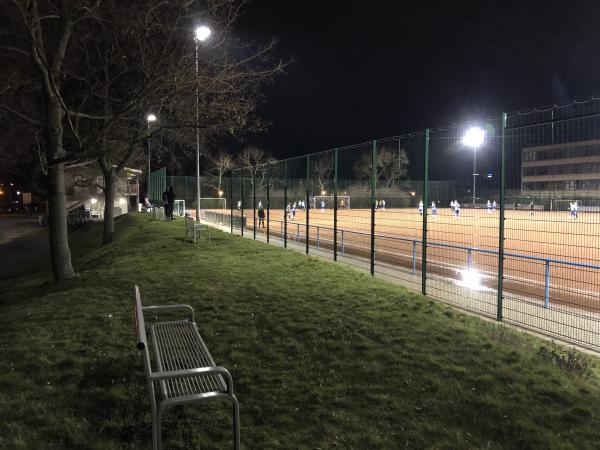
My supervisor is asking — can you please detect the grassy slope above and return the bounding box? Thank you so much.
[0,214,599,449]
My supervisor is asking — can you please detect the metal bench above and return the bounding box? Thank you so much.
[134,286,240,450]
[185,215,211,244]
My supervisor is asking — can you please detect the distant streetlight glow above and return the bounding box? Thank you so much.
[91,198,98,205]
[16,190,21,195]
[194,26,212,42]
[462,126,485,205]
[146,113,157,123]
[321,190,326,195]
[218,190,224,197]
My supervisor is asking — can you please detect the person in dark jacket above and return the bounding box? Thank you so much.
[162,186,176,220]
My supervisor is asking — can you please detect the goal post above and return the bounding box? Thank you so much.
[310,195,351,209]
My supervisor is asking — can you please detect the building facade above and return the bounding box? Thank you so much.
[521,139,600,198]
[65,162,141,219]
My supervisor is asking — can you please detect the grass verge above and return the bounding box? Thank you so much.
[1,213,599,449]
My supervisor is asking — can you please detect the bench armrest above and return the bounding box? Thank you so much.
[151,366,234,394]
[142,304,195,323]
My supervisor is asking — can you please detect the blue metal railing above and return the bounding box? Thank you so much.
[218,214,600,309]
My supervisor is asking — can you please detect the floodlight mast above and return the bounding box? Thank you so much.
[194,25,212,221]
[462,127,485,205]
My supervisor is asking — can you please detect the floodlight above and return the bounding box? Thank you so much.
[16,191,21,195]
[195,25,212,42]
[91,198,98,205]
[146,113,157,123]
[321,190,326,195]
[462,126,485,148]
[218,190,224,197]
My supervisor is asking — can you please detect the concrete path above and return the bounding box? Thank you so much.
[0,214,49,280]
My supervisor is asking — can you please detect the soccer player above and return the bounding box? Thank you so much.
[237,200,241,210]
[381,199,386,210]
[258,200,263,209]
[487,200,492,214]
[418,200,424,216]
[320,200,325,212]
[286,203,291,220]
[450,200,455,213]
[291,203,296,220]
[530,200,534,216]
[431,201,437,215]
[492,200,497,211]
[454,201,461,217]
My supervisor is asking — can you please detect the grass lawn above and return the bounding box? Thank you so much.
[1,213,599,449]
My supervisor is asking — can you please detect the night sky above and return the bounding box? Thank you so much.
[237,0,600,159]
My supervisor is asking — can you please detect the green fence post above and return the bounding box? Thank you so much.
[229,171,234,233]
[370,140,376,276]
[422,129,430,295]
[284,160,288,248]
[240,174,244,237]
[266,164,270,243]
[306,155,310,254]
[497,113,507,321]
[333,148,338,261]
[253,174,256,240]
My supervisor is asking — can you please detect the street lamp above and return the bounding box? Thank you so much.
[194,25,212,221]
[462,126,485,205]
[146,113,157,199]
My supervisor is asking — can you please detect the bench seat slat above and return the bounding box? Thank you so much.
[151,321,227,398]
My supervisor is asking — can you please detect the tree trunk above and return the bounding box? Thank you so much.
[102,166,115,245]
[47,161,75,280]
[46,95,75,281]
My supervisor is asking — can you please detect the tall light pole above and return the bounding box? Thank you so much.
[146,113,157,200]
[462,126,485,205]
[194,25,212,221]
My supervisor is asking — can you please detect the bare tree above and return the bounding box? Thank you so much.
[0,1,105,280]
[206,150,234,192]
[311,153,333,193]
[2,0,288,257]
[353,148,409,187]
[238,146,275,190]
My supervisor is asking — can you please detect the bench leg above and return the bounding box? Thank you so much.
[153,408,162,450]
[232,396,240,450]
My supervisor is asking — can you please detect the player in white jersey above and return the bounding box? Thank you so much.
[492,200,497,211]
[381,199,386,210]
[320,200,325,212]
[487,200,492,214]
[450,200,455,213]
[237,200,242,210]
[454,201,460,217]
[431,201,437,215]
[418,200,424,216]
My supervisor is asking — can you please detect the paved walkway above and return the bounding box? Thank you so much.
[0,214,49,280]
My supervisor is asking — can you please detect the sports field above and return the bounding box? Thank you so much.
[220,207,600,313]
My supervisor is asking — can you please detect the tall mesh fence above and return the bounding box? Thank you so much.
[200,99,600,351]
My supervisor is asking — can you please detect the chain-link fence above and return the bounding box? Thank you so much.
[205,99,600,351]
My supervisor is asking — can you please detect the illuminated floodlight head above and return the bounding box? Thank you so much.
[16,190,21,195]
[321,190,326,195]
[195,25,212,42]
[91,198,98,205]
[462,126,485,148]
[146,113,157,123]
[410,191,416,197]
[218,190,224,197]
[457,268,484,290]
